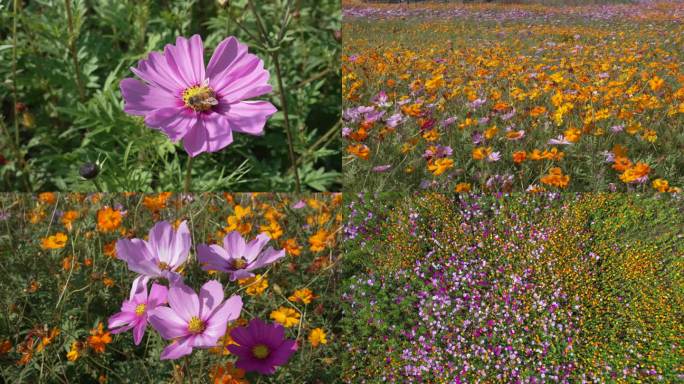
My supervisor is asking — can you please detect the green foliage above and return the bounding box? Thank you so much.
[0,0,341,192]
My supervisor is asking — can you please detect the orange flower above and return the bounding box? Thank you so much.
[347,143,370,160]
[289,288,316,305]
[512,151,527,164]
[454,182,471,193]
[540,167,570,188]
[259,220,283,240]
[36,327,60,353]
[97,207,122,232]
[619,162,650,184]
[309,229,332,252]
[427,158,454,176]
[652,178,669,192]
[103,240,117,258]
[142,192,173,212]
[472,147,492,161]
[61,210,79,231]
[38,192,56,205]
[282,238,302,257]
[87,323,111,354]
[211,362,247,384]
[612,156,632,172]
[41,232,68,250]
[529,106,547,117]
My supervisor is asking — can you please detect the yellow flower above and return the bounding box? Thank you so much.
[472,147,492,161]
[648,75,664,92]
[641,129,657,143]
[61,210,79,231]
[41,232,68,250]
[427,158,454,176]
[563,127,582,143]
[308,328,328,348]
[652,178,669,192]
[309,229,332,252]
[38,192,57,205]
[270,306,300,328]
[619,162,651,184]
[484,125,498,140]
[422,129,440,142]
[259,220,283,240]
[67,341,82,361]
[238,274,268,296]
[289,288,316,305]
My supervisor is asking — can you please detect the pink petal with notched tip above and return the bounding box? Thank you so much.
[167,281,199,322]
[197,244,232,272]
[144,108,196,142]
[116,238,160,277]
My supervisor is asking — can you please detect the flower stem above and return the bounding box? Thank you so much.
[245,0,301,192]
[183,356,193,384]
[184,156,194,193]
[64,0,86,101]
[10,0,31,191]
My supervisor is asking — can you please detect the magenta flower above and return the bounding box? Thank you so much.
[147,280,242,360]
[116,220,191,280]
[120,35,277,157]
[108,276,168,345]
[196,231,285,281]
[228,318,297,375]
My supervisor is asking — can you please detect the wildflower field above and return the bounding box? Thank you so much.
[0,0,341,192]
[0,192,341,383]
[341,193,683,382]
[343,0,684,193]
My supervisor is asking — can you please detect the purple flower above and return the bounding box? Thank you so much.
[197,231,285,281]
[116,220,191,280]
[548,135,572,145]
[228,318,297,375]
[386,113,404,128]
[108,276,168,345]
[148,280,242,360]
[372,164,392,172]
[121,35,277,157]
[487,151,501,162]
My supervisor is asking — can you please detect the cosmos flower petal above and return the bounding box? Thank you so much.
[120,78,180,116]
[147,220,190,269]
[148,307,190,339]
[224,231,247,260]
[198,280,225,319]
[268,339,298,366]
[243,233,271,262]
[214,58,272,102]
[182,119,210,158]
[167,280,199,322]
[144,108,196,142]
[147,283,169,308]
[129,275,150,300]
[131,52,185,94]
[217,101,277,136]
[132,321,146,345]
[116,239,160,277]
[197,244,231,272]
[204,295,243,338]
[206,36,247,79]
[108,311,136,330]
[249,247,285,270]
[202,113,234,153]
[160,336,195,360]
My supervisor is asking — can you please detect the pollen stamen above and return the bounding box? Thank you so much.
[187,316,206,334]
[183,85,218,112]
[252,344,270,359]
[135,304,146,316]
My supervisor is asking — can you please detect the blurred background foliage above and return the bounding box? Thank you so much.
[0,0,341,192]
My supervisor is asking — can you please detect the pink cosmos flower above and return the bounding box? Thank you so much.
[121,35,277,157]
[108,276,168,345]
[228,318,297,375]
[196,231,285,281]
[148,280,242,360]
[116,220,191,281]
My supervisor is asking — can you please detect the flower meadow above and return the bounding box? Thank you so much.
[342,0,684,193]
[0,0,341,192]
[0,192,341,383]
[341,193,683,382]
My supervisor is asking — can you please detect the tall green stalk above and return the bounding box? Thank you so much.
[64,0,86,101]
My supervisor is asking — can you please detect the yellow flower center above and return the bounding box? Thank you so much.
[252,344,270,359]
[135,304,146,316]
[183,85,218,112]
[232,257,248,269]
[187,316,205,334]
[158,261,170,271]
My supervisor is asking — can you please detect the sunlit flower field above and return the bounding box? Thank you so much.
[341,192,684,383]
[0,192,341,383]
[342,0,684,193]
